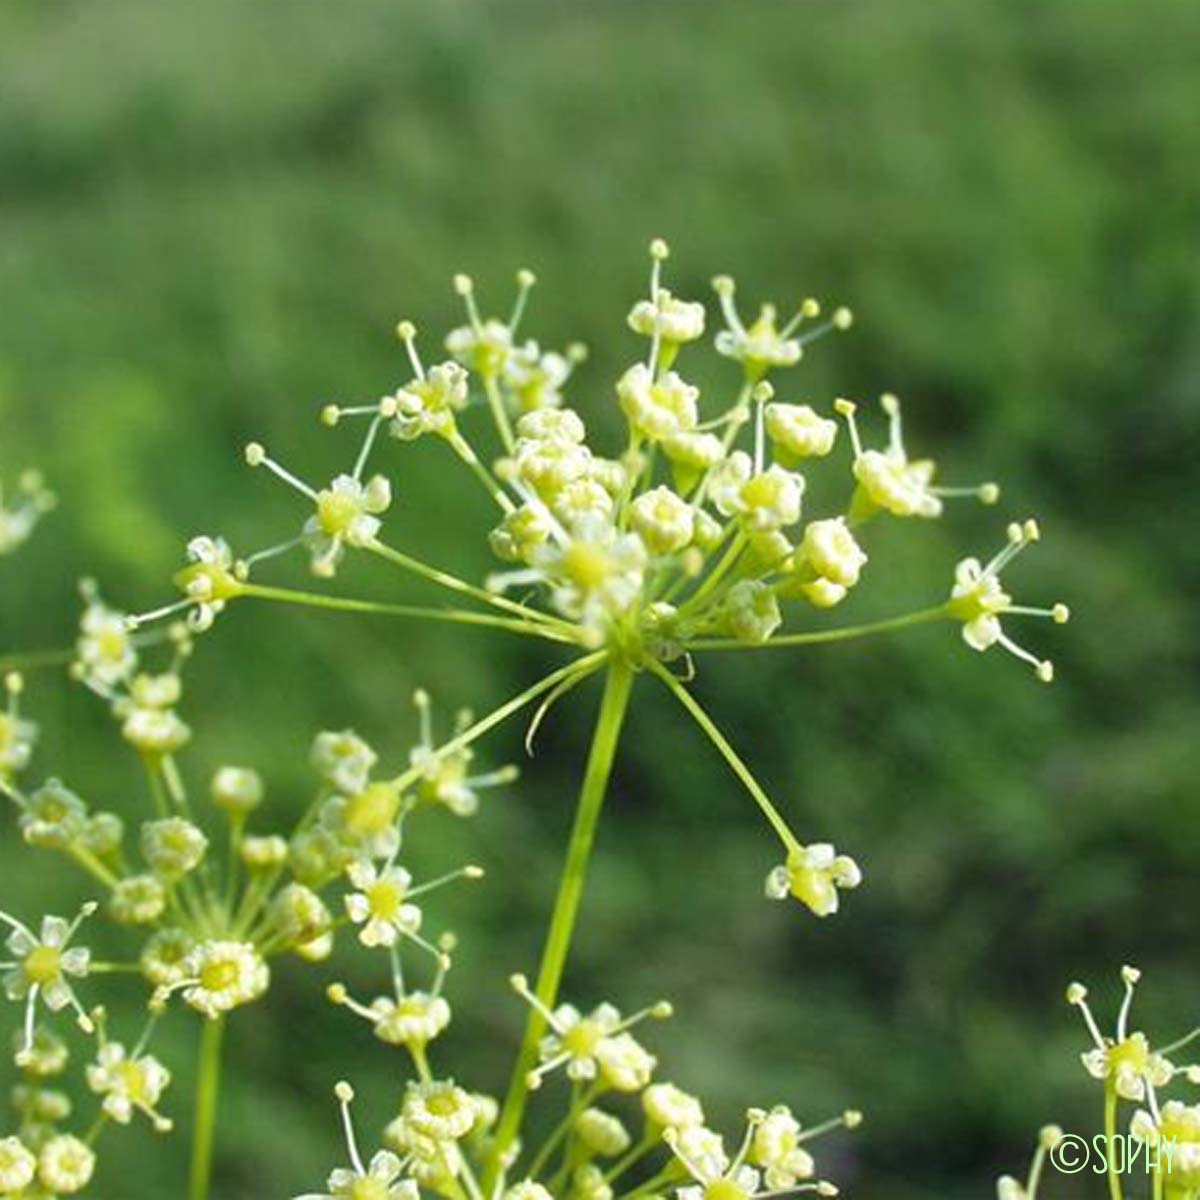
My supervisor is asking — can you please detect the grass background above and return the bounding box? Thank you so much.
[1,0,1198,1195]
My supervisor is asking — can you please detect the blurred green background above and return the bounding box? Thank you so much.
[2,0,1198,1196]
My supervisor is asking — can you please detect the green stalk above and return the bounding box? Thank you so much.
[687,604,949,651]
[1104,1081,1124,1200]
[189,1016,226,1200]
[648,659,798,853]
[486,658,635,1185]
[238,582,578,645]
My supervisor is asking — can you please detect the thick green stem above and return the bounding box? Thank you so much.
[486,658,635,1184]
[189,1017,226,1200]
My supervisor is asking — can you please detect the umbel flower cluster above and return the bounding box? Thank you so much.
[0,241,1078,1199]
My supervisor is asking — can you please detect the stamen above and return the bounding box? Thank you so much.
[351,415,385,480]
[614,1000,674,1034]
[237,534,306,572]
[796,308,853,348]
[509,972,561,1029]
[525,1052,571,1091]
[833,399,863,459]
[465,765,519,788]
[509,269,537,335]
[995,631,1052,681]
[1117,964,1141,1041]
[779,297,822,338]
[334,1082,366,1176]
[931,483,1001,505]
[453,274,484,335]
[125,598,192,630]
[712,275,745,337]
[1066,982,1106,1048]
[752,381,774,474]
[413,688,433,748]
[396,320,425,379]
[731,1108,765,1171]
[244,443,318,501]
[880,393,904,458]
[485,567,545,594]
[406,865,485,899]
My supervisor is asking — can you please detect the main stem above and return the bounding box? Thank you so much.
[189,1016,226,1200]
[486,658,635,1185]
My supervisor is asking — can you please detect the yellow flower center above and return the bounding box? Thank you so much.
[349,1178,389,1200]
[562,543,612,591]
[317,489,362,536]
[118,1061,149,1103]
[367,880,406,921]
[344,783,401,835]
[200,960,239,992]
[95,629,128,660]
[563,1019,604,1057]
[706,1180,750,1200]
[23,945,62,986]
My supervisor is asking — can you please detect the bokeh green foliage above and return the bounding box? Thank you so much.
[1,0,1198,1196]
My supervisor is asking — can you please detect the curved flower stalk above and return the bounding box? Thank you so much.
[8,241,1073,1196]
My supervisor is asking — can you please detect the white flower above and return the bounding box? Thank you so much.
[390,361,470,441]
[141,817,209,876]
[1069,969,1173,1102]
[505,1183,555,1200]
[947,521,1067,682]
[595,1032,657,1092]
[402,1079,478,1141]
[311,729,378,795]
[139,928,196,988]
[710,453,804,532]
[19,779,87,849]
[269,884,334,959]
[37,1134,95,1194]
[765,844,862,917]
[504,345,577,413]
[321,778,403,859]
[0,471,54,557]
[749,1106,815,1188]
[375,992,452,1049]
[0,1136,36,1193]
[305,474,392,577]
[576,1108,632,1158]
[176,940,269,1019]
[0,674,37,782]
[241,834,289,869]
[723,580,782,645]
[344,861,421,948]
[835,394,988,521]
[87,1041,172,1129]
[801,518,867,588]
[512,975,670,1090]
[75,598,138,691]
[171,534,242,631]
[631,487,695,556]
[765,404,838,462]
[1,905,96,1057]
[110,874,167,925]
[617,363,700,442]
[628,289,706,345]
[210,765,264,813]
[643,1082,706,1131]
[407,690,517,818]
[446,318,515,377]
